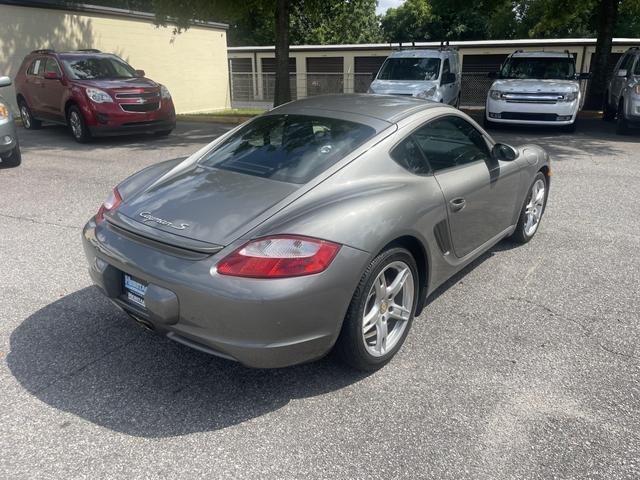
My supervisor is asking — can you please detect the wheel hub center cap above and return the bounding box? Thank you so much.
[379,301,388,314]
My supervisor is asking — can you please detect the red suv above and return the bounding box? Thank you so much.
[15,49,176,142]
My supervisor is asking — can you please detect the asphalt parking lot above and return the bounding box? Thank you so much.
[1,118,638,479]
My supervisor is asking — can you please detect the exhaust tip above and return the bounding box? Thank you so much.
[130,314,155,332]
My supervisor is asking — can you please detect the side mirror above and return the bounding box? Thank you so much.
[0,76,11,88]
[577,72,591,80]
[487,71,498,79]
[491,143,518,161]
[135,69,145,77]
[617,69,628,78]
[44,71,60,80]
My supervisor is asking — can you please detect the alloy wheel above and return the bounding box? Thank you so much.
[524,178,546,236]
[70,111,83,139]
[362,261,414,357]
[20,105,31,129]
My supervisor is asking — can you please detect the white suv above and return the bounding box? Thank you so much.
[368,48,461,107]
[485,51,587,132]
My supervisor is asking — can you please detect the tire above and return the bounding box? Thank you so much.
[334,247,419,371]
[511,172,548,244]
[18,100,41,130]
[0,143,21,168]
[483,115,496,130]
[561,120,577,133]
[67,105,91,143]
[602,94,616,121]
[616,99,630,135]
[154,129,173,137]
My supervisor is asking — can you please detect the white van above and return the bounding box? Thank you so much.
[485,50,588,132]
[368,48,462,107]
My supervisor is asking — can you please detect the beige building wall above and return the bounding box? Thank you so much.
[0,4,230,114]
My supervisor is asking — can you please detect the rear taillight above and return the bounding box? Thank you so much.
[95,188,122,225]
[217,235,341,278]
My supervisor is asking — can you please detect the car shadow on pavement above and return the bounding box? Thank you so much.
[7,286,370,438]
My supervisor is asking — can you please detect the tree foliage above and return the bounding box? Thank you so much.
[227,0,382,46]
[379,0,640,42]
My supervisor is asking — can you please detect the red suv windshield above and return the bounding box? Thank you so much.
[61,55,137,80]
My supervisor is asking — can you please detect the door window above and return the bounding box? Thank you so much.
[413,116,490,172]
[27,58,43,76]
[633,55,640,75]
[619,54,634,73]
[442,59,451,83]
[391,136,431,175]
[44,58,62,77]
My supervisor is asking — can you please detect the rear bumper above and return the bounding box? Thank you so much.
[82,219,369,368]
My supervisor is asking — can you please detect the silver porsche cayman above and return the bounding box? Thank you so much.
[83,94,550,371]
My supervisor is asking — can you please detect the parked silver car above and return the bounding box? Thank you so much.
[0,76,21,168]
[83,95,550,371]
[603,47,640,134]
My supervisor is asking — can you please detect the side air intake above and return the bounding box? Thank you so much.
[433,220,453,256]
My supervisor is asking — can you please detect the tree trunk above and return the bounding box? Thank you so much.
[585,0,619,110]
[274,0,291,106]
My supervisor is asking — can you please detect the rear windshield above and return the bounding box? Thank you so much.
[199,114,376,184]
[500,57,576,80]
[61,55,136,80]
[377,58,441,81]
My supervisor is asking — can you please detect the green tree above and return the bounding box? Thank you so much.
[290,0,382,45]
[380,0,435,42]
[380,0,520,42]
[228,0,382,46]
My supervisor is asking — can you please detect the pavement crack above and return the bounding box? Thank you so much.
[507,295,592,334]
[0,212,80,230]
[596,341,639,360]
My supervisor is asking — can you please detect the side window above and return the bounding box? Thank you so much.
[442,59,451,83]
[413,116,490,172]
[619,54,633,72]
[27,58,43,76]
[44,58,62,77]
[391,136,430,175]
[634,55,640,75]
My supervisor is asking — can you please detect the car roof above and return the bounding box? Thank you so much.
[270,94,447,125]
[57,52,116,58]
[511,50,573,58]
[388,49,456,59]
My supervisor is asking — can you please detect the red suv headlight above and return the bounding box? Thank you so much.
[216,235,341,278]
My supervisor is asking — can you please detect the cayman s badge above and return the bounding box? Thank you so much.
[139,211,189,230]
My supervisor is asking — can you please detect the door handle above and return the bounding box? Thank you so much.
[450,197,466,212]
